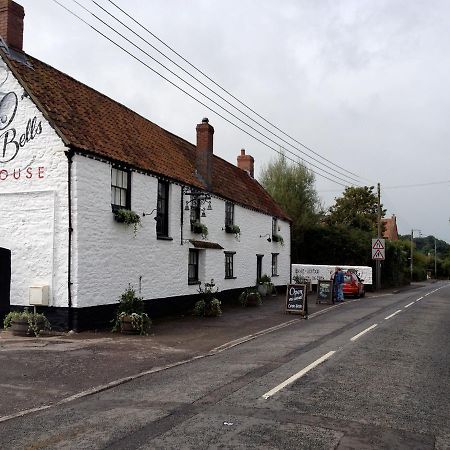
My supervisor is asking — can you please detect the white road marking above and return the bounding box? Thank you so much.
[385,310,402,320]
[262,351,336,400]
[350,324,378,341]
[415,297,423,303]
[404,301,415,308]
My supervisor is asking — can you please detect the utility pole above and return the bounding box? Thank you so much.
[376,183,381,291]
[434,237,437,279]
[410,228,421,281]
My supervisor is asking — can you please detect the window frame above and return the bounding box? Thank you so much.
[156,180,170,238]
[271,253,279,277]
[111,166,131,211]
[272,217,278,237]
[225,202,234,227]
[188,249,200,284]
[224,251,236,279]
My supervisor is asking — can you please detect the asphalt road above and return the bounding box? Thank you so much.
[2,282,449,449]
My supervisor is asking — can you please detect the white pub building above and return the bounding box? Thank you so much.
[0,1,291,330]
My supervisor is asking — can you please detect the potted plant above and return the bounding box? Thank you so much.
[225,224,241,240]
[239,289,262,307]
[191,221,208,239]
[193,279,221,317]
[113,208,142,236]
[3,308,51,337]
[272,234,284,245]
[257,274,272,296]
[112,285,151,335]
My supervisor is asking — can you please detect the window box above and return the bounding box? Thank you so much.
[191,221,208,239]
[113,208,141,236]
[272,234,284,245]
[225,224,240,238]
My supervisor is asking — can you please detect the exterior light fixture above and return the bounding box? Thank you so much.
[260,233,272,242]
[142,208,158,219]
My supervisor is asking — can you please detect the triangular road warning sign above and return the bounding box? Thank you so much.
[373,249,384,259]
[373,239,384,249]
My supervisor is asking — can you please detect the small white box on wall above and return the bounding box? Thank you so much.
[29,285,49,306]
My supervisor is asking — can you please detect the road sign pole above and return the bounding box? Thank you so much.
[376,183,381,291]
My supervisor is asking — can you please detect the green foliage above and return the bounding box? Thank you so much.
[192,221,208,239]
[239,289,262,307]
[193,280,222,317]
[259,153,322,235]
[272,234,284,245]
[326,186,385,234]
[112,285,151,335]
[380,240,410,287]
[113,208,142,236]
[225,224,241,239]
[297,225,372,266]
[3,308,51,337]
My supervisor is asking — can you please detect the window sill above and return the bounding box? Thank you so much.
[157,236,173,241]
[224,276,237,280]
[272,274,279,277]
[188,280,201,285]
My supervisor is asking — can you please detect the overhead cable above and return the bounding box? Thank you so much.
[51,0,351,187]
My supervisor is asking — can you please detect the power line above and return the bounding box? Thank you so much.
[87,0,361,184]
[104,0,364,182]
[50,0,350,188]
[68,0,357,186]
[384,180,450,189]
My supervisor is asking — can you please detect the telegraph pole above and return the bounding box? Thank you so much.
[376,183,381,291]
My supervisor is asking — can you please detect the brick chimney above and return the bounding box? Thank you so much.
[0,0,25,51]
[237,149,254,178]
[196,117,214,188]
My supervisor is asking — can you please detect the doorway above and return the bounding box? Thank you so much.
[0,248,11,325]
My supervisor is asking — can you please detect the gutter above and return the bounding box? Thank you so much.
[65,148,74,330]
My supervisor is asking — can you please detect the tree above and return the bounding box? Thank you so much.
[259,153,321,234]
[326,186,385,233]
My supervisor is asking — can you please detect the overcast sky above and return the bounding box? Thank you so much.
[19,0,450,243]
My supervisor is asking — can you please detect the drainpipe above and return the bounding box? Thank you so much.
[65,149,74,330]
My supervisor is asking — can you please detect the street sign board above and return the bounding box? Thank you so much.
[317,279,334,305]
[286,284,307,316]
[372,238,385,260]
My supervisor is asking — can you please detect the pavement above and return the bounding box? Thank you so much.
[0,285,420,420]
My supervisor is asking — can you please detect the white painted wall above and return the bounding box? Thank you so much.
[0,57,69,307]
[72,155,291,307]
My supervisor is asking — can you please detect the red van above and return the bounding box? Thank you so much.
[343,271,365,298]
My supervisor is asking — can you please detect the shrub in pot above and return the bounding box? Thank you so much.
[3,308,51,337]
[193,279,222,317]
[239,289,262,307]
[112,285,151,335]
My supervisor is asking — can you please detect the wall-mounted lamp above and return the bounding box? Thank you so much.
[142,208,158,220]
[260,233,272,242]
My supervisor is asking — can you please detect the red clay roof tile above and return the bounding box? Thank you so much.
[3,50,289,221]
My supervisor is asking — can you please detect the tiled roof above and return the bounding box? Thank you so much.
[3,50,289,221]
[381,216,399,240]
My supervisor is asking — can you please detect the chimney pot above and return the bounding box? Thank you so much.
[237,148,254,178]
[196,118,214,188]
[0,0,25,51]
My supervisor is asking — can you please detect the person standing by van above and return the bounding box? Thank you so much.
[334,267,345,302]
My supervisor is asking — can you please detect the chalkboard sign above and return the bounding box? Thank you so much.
[317,279,333,304]
[285,284,307,316]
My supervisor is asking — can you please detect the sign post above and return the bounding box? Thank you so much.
[285,284,307,318]
[372,238,385,291]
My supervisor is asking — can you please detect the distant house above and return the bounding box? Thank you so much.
[0,1,290,330]
[381,215,399,241]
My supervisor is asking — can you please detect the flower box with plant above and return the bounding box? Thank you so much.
[112,285,151,335]
[113,208,142,236]
[257,274,273,296]
[3,308,51,337]
[193,279,221,317]
[272,234,284,245]
[239,289,262,307]
[191,221,208,239]
[225,224,241,239]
